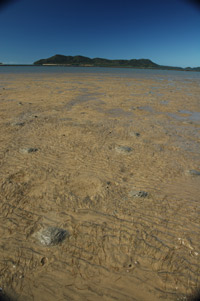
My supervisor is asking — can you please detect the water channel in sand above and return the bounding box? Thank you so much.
[0,67,199,300]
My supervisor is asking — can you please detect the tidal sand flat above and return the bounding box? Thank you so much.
[0,68,200,300]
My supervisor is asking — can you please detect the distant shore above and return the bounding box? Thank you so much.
[0,64,199,72]
[33,54,200,72]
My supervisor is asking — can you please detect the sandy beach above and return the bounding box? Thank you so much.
[0,71,199,300]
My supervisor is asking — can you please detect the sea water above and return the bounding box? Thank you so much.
[1,65,200,80]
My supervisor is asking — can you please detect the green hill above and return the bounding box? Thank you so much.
[33,54,199,71]
[34,54,160,69]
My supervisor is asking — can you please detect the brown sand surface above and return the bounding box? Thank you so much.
[0,71,199,301]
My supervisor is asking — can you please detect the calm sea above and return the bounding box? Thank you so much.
[0,65,200,80]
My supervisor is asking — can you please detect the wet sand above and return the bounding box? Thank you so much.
[0,72,200,300]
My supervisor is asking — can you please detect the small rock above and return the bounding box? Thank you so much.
[36,226,68,246]
[187,169,200,176]
[129,190,148,198]
[12,121,25,126]
[130,132,140,137]
[20,147,38,154]
[115,146,133,154]
[40,257,48,266]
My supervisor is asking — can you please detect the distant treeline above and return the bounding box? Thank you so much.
[33,54,200,71]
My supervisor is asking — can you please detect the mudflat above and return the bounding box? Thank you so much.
[0,71,199,301]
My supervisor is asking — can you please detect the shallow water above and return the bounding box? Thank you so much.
[168,111,200,123]
[179,110,200,122]
[1,65,200,80]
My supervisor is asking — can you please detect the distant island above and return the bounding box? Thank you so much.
[33,54,200,71]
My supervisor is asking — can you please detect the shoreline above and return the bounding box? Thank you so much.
[0,64,199,72]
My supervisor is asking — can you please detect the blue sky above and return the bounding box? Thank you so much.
[0,0,199,67]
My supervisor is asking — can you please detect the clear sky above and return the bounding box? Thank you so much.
[0,0,199,67]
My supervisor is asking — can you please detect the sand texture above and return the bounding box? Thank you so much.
[0,71,200,301]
